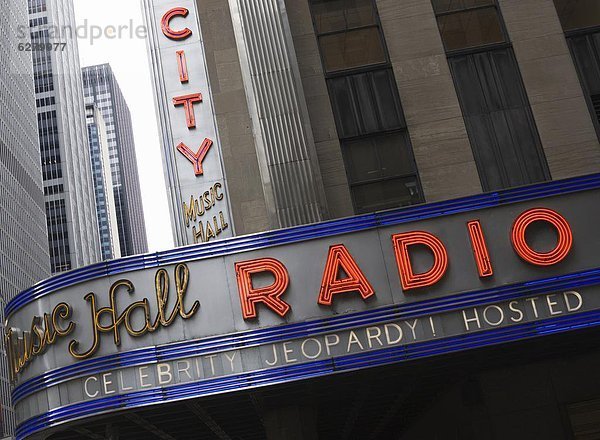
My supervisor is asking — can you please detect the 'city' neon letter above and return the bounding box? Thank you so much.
[173,93,203,129]
[161,7,192,40]
[177,138,213,176]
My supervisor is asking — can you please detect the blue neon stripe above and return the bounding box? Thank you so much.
[15,308,600,440]
[12,266,600,405]
[6,173,600,318]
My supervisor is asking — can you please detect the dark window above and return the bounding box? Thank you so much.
[433,0,506,52]
[343,133,421,213]
[433,0,549,191]
[567,32,600,137]
[45,199,71,273]
[312,0,387,73]
[28,0,47,13]
[554,1,600,138]
[310,0,424,213]
[449,49,549,190]
[554,0,600,32]
[328,69,405,138]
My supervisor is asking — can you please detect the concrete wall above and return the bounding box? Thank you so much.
[376,0,483,202]
[283,0,354,219]
[499,0,600,179]
[196,0,271,235]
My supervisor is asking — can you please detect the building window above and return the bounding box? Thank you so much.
[311,0,387,73]
[554,0,600,138]
[554,0,600,32]
[343,132,421,213]
[45,199,71,273]
[433,0,506,52]
[433,0,550,191]
[310,0,423,214]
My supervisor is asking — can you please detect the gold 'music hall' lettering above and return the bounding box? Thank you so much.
[69,263,199,360]
[6,264,199,378]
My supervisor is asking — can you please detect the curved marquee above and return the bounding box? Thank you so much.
[7,174,600,440]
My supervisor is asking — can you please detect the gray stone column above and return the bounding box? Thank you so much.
[227,0,330,228]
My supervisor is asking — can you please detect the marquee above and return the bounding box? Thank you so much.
[7,174,600,439]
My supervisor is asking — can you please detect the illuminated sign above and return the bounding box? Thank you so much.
[3,202,591,375]
[7,179,600,436]
[145,1,233,245]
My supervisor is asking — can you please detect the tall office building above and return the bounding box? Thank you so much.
[82,64,148,257]
[0,0,50,436]
[85,104,122,261]
[29,0,101,273]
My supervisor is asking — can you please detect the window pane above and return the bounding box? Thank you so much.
[319,27,386,72]
[554,0,600,32]
[328,69,404,137]
[344,133,415,184]
[352,177,421,213]
[437,7,505,51]
[450,48,549,191]
[345,138,380,182]
[569,33,600,94]
[312,0,377,34]
[432,0,494,14]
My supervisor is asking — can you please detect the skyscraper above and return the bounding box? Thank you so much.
[29,0,101,273]
[85,103,122,261]
[1,0,50,435]
[82,64,148,257]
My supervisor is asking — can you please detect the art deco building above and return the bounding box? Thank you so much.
[6,0,600,439]
[82,64,148,257]
[142,0,600,248]
[29,0,101,273]
[0,0,50,436]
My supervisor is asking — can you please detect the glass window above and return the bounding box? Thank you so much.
[449,48,549,191]
[319,27,387,72]
[344,133,414,182]
[311,0,387,72]
[567,32,600,138]
[352,177,421,214]
[437,7,505,51]
[554,0,600,32]
[432,0,506,51]
[343,133,421,213]
[310,0,424,214]
[312,0,377,33]
[328,69,405,138]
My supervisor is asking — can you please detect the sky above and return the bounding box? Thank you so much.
[72,0,174,252]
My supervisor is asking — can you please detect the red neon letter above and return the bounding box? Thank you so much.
[391,231,448,291]
[235,258,290,319]
[317,244,375,306]
[161,7,192,40]
[173,93,203,129]
[511,208,573,266]
[176,50,189,83]
[467,220,493,277]
[177,138,213,176]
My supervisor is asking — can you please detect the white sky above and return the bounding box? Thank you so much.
[72,0,174,252]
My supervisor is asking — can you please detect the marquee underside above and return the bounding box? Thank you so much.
[44,327,600,440]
